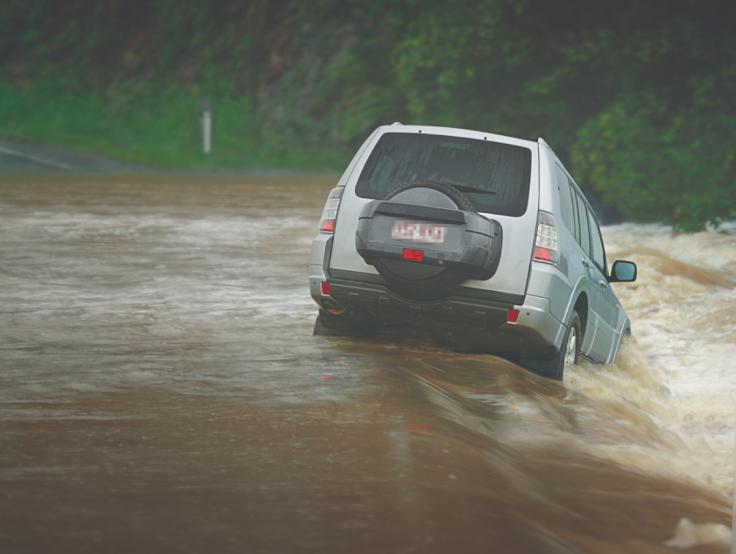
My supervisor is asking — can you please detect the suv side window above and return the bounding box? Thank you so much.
[587,209,606,274]
[555,165,575,236]
[574,191,591,256]
[569,181,581,243]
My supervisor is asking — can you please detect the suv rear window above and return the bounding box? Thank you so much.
[356,133,532,216]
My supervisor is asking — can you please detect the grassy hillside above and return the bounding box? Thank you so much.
[1,0,735,228]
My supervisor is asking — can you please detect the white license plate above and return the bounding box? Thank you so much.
[391,220,447,244]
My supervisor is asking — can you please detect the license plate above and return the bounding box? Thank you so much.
[391,220,447,244]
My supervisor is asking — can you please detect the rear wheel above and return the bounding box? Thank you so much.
[527,312,581,380]
[313,310,366,337]
[313,310,390,338]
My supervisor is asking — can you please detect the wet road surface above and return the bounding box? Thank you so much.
[0,176,733,553]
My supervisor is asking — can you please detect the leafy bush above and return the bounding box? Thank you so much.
[1,0,735,227]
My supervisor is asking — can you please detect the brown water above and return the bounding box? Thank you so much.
[0,176,733,553]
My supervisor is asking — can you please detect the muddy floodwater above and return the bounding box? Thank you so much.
[0,176,733,553]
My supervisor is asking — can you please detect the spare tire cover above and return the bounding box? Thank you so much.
[356,182,501,301]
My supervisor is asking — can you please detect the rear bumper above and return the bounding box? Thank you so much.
[310,266,565,357]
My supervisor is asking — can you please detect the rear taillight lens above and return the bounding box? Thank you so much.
[318,187,344,234]
[533,211,559,265]
[321,281,331,295]
[507,308,520,324]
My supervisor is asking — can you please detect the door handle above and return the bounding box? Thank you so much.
[581,258,590,268]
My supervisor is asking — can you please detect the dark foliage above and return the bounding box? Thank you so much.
[1,0,734,228]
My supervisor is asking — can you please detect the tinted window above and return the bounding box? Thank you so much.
[588,209,606,273]
[575,192,590,256]
[356,133,532,216]
[555,166,575,234]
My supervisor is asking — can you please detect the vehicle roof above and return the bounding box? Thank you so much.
[375,123,538,150]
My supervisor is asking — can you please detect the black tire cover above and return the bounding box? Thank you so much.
[372,182,477,301]
[384,181,476,211]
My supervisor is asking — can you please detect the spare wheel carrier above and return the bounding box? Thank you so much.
[355,182,503,301]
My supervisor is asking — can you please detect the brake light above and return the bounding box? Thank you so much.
[533,246,552,262]
[321,281,331,295]
[318,187,344,234]
[533,211,559,265]
[320,219,336,233]
[402,248,424,262]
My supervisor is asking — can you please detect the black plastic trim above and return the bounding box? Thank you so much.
[328,269,524,306]
[322,235,334,273]
[372,202,466,224]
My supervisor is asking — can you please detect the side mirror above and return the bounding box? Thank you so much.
[609,260,637,282]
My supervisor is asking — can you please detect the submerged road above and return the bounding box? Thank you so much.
[0,176,733,553]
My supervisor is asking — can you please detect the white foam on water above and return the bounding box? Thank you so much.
[566,224,736,502]
[664,518,732,549]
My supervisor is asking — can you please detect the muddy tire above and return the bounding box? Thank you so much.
[528,312,581,380]
[313,310,380,337]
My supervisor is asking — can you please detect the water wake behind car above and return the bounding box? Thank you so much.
[0,176,732,552]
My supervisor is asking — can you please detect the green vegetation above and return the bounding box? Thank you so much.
[1,0,734,228]
[0,80,341,169]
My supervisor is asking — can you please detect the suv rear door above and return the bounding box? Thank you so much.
[586,208,620,362]
[328,126,539,300]
[571,188,616,362]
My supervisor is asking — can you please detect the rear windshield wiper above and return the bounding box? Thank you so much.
[452,185,497,195]
[420,179,496,195]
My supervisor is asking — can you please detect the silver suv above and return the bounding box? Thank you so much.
[309,124,637,379]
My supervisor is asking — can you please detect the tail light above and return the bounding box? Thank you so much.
[533,211,559,265]
[318,187,344,234]
[321,281,331,296]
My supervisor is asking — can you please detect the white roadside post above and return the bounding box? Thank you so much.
[201,101,212,155]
